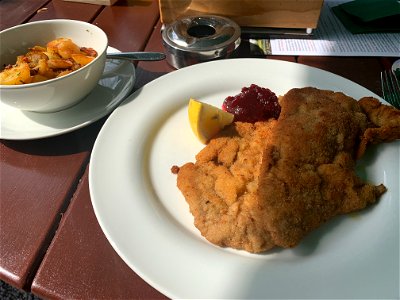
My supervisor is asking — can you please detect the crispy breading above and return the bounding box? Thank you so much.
[178,121,277,253]
[357,97,400,159]
[176,87,399,253]
[258,88,388,248]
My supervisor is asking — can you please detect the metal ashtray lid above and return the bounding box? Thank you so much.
[162,15,241,69]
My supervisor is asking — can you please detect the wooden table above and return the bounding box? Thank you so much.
[0,0,398,299]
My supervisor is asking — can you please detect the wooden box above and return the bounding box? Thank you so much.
[62,0,117,5]
[159,0,324,30]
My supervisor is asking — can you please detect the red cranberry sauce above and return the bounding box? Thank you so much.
[222,84,280,123]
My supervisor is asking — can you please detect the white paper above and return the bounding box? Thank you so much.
[258,0,400,57]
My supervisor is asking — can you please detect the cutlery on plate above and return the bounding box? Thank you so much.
[381,69,400,109]
[106,52,166,61]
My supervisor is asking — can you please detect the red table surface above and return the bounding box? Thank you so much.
[0,0,398,299]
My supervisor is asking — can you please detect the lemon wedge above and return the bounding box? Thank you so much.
[188,98,234,144]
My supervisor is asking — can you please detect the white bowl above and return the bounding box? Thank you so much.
[0,19,108,113]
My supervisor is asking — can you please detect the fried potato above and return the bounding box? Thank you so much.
[0,38,98,85]
[0,62,32,85]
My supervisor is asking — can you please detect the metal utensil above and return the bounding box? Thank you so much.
[381,69,400,109]
[106,52,166,61]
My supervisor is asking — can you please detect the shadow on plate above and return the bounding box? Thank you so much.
[21,83,126,129]
[18,58,134,129]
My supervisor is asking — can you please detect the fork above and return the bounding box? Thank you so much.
[380,69,400,109]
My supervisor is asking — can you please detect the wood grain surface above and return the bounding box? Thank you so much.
[0,0,396,298]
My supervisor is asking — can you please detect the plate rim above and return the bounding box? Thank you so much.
[89,58,400,299]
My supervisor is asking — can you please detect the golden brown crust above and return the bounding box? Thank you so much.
[176,87,398,253]
[177,121,278,253]
[357,97,400,159]
[257,88,383,248]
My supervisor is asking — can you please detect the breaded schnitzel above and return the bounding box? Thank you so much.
[177,121,277,252]
[357,96,400,159]
[176,87,400,253]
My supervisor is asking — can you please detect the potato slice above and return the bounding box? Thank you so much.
[0,62,32,85]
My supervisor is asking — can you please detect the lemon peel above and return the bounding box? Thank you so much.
[188,98,234,144]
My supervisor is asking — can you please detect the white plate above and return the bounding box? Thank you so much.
[89,59,399,299]
[0,47,135,140]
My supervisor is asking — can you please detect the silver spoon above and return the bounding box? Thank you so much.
[106,52,166,61]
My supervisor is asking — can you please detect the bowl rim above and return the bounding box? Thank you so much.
[0,19,108,90]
